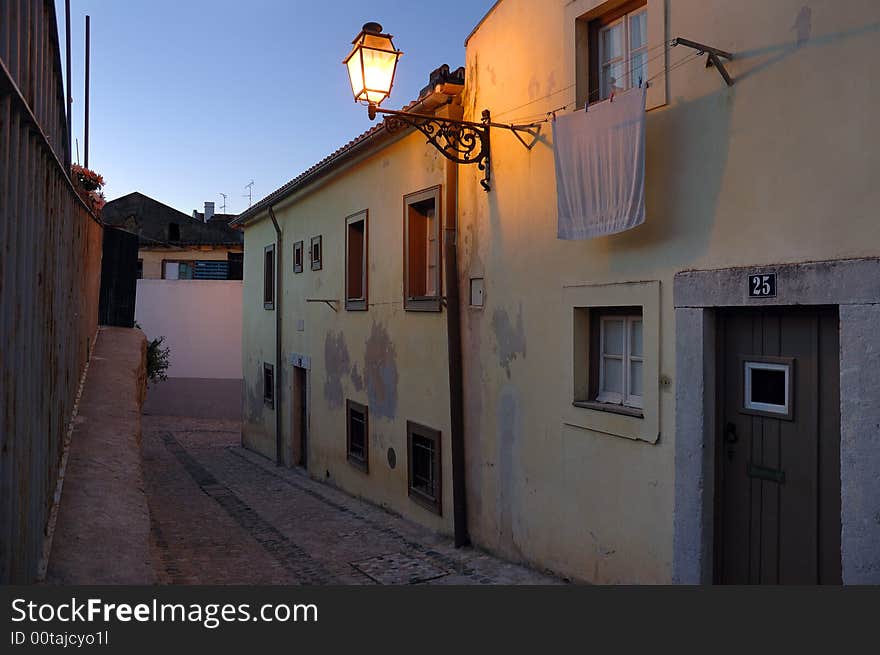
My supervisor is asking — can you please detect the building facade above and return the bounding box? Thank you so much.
[237,0,880,584]
[103,192,243,281]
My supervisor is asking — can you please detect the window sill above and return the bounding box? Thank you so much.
[264,302,275,310]
[347,455,368,473]
[263,399,274,410]
[404,297,442,312]
[408,488,441,515]
[345,299,368,311]
[573,400,643,419]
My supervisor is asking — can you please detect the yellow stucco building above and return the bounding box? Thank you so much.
[235,0,880,584]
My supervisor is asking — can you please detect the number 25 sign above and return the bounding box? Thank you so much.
[748,273,777,298]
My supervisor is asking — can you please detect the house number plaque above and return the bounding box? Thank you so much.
[748,273,777,298]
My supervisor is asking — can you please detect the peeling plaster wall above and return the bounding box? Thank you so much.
[241,219,278,460]
[240,131,452,534]
[460,0,880,582]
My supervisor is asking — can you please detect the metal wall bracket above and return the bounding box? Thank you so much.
[306,298,339,312]
[672,37,735,86]
[369,104,541,192]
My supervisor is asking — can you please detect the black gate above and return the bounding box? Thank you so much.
[98,227,139,327]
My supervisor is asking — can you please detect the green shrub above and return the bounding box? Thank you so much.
[146,336,171,386]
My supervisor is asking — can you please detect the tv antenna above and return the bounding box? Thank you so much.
[219,192,228,213]
[243,180,254,208]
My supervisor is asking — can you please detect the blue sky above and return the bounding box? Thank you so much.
[56,0,496,215]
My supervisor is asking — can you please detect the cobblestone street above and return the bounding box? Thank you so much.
[142,414,562,585]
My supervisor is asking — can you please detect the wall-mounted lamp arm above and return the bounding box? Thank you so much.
[368,104,541,191]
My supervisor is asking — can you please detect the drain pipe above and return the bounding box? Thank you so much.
[441,107,469,548]
[268,206,284,466]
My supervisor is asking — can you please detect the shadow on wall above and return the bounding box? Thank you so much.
[602,84,734,276]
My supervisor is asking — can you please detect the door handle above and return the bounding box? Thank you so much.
[725,422,737,461]
[725,422,738,444]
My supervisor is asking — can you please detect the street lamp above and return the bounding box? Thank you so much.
[343,22,402,107]
[344,22,540,191]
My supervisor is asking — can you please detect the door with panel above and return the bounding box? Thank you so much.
[715,307,840,584]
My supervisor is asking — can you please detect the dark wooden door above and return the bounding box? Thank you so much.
[715,307,841,584]
[97,227,139,327]
[291,366,308,469]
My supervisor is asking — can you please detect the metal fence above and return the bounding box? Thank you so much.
[0,0,104,583]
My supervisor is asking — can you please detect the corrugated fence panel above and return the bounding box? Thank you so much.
[0,0,103,583]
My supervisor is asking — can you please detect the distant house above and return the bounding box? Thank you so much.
[103,192,243,280]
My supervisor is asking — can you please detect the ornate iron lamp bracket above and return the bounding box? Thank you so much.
[368,104,540,192]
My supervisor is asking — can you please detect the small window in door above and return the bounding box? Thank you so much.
[743,359,793,419]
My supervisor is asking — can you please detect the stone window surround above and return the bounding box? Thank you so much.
[672,257,880,585]
[563,280,660,444]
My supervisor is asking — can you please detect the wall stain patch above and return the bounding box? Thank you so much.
[497,386,523,557]
[793,6,812,46]
[492,304,527,379]
[324,331,351,408]
[351,363,364,392]
[364,321,398,420]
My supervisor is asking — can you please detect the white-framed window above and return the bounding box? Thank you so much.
[597,314,643,409]
[599,6,648,99]
[744,360,792,417]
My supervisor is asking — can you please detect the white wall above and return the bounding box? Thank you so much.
[135,279,243,379]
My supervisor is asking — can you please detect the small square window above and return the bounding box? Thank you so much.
[574,306,644,417]
[346,400,369,472]
[596,313,643,409]
[346,211,368,310]
[742,359,793,419]
[310,235,322,271]
[263,363,274,409]
[407,421,441,515]
[293,241,304,274]
[163,261,193,280]
[587,2,648,104]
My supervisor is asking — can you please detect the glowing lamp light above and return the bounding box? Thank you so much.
[343,22,402,106]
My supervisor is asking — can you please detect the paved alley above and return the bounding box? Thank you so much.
[141,414,562,585]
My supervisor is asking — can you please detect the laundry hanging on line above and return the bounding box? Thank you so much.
[553,86,646,240]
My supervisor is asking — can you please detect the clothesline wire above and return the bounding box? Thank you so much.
[504,45,673,124]
[492,38,676,122]
[503,48,704,126]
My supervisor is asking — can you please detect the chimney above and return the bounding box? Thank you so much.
[204,201,215,222]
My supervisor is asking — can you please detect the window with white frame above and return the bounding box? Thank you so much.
[597,4,648,100]
[596,313,643,409]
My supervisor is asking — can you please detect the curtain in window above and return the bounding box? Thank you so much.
[553,86,646,240]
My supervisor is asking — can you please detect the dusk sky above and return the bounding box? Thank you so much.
[55,0,496,215]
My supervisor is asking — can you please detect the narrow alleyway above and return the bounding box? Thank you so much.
[141,414,562,585]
